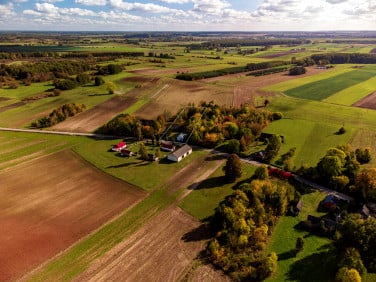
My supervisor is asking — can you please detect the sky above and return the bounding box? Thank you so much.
[0,0,375,31]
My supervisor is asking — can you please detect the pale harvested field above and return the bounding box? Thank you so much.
[50,95,137,133]
[74,206,208,282]
[136,67,327,119]
[0,150,146,281]
[135,78,233,119]
[353,91,376,109]
[185,265,232,282]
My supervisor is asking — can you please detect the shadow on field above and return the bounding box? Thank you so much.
[278,249,296,261]
[89,93,113,96]
[188,176,227,190]
[287,250,336,282]
[107,161,142,168]
[182,224,213,242]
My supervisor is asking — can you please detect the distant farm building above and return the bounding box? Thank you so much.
[160,141,175,152]
[167,145,192,162]
[112,141,126,152]
[120,149,133,157]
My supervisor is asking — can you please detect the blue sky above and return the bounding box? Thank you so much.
[0,0,375,31]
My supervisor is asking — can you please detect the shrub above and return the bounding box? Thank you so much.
[289,66,306,75]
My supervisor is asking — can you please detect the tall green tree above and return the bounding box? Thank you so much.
[264,135,282,163]
[223,153,242,182]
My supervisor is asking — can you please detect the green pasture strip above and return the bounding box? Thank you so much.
[266,191,334,282]
[265,119,354,167]
[123,98,149,114]
[0,138,46,155]
[349,128,376,169]
[179,163,257,221]
[28,189,175,282]
[264,65,353,93]
[284,68,376,101]
[0,82,53,101]
[324,75,376,105]
[74,138,208,191]
[0,84,114,127]
[268,96,376,132]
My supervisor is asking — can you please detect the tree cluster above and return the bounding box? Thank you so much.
[31,103,86,128]
[297,145,373,200]
[311,53,376,65]
[208,178,299,281]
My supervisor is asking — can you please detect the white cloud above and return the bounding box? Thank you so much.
[326,0,347,4]
[75,0,107,6]
[192,0,231,14]
[0,2,16,18]
[109,0,178,13]
[157,0,190,3]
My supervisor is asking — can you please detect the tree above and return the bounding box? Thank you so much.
[223,153,242,182]
[335,267,361,282]
[264,135,282,163]
[254,165,269,180]
[94,76,105,86]
[289,66,306,75]
[338,247,366,275]
[355,147,372,164]
[354,168,376,200]
[107,81,116,94]
[295,237,304,254]
[138,143,148,161]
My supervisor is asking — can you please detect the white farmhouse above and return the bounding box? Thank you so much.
[167,144,192,162]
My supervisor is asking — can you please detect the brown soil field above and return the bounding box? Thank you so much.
[352,91,376,109]
[0,97,11,102]
[74,207,209,282]
[185,264,232,282]
[50,95,137,133]
[0,101,25,113]
[0,149,146,281]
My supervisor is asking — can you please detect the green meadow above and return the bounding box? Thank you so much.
[284,66,376,101]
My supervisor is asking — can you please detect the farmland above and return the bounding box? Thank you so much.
[1,31,376,281]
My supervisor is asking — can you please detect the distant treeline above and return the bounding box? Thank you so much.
[328,39,376,44]
[0,48,145,59]
[311,53,376,64]
[176,61,289,81]
[188,39,309,49]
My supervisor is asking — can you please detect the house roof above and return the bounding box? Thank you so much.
[169,144,192,159]
[115,141,126,148]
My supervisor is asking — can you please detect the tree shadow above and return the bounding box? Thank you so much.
[89,93,113,96]
[106,161,142,169]
[287,250,336,282]
[181,224,213,242]
[188,176,227,190]
[205,154,228,161]
[278,249,296,261]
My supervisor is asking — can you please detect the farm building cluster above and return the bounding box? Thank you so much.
[110,140,192,163]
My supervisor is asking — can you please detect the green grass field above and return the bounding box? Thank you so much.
[179,163,257,221]
[284,66,376,101]
[266,191,335,282]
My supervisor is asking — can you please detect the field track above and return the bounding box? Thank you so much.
[0,149,146,281]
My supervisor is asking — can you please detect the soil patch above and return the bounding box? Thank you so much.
[74,207,208,282]
[0,101,25,113]
[352,91,376,109]
[185,264,232,282]
[0,149,146,281]
[0,97,11,102]
[50,95,137,133]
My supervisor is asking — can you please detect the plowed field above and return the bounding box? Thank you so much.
[0,149,146,281]
[74,207,208,282]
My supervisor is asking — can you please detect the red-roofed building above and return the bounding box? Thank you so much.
[112,141,127,152]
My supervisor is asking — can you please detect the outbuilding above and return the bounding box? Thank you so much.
[167,144,192,162]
